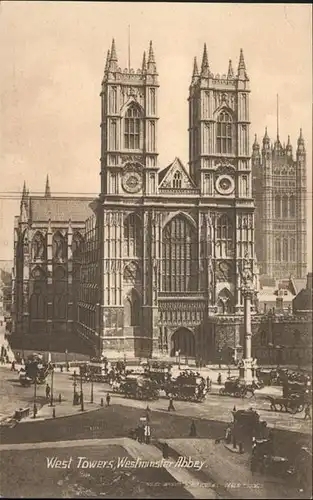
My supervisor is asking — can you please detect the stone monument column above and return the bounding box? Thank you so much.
[239,254,256,384]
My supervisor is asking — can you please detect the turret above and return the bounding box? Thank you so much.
[147,41,157,74]
[237,48,249,80]
[252,135,261,167]
[286,135,293,158]
[20,181,29,223]
[45,175,51,198]
[262,127,271,150]
[297,128,306,155]
[227,59,234,79]
[200,43,210,78]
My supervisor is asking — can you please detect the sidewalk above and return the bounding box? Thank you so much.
[163,438,301,499]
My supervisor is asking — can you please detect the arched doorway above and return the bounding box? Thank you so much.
[171,328,195,358]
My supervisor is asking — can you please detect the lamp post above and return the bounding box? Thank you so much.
[49,366,54,407]
[73,372,77,405]
[33,376,37,418]
[65,349,68,371]
[80,368,84,411]
[90,375,94,404]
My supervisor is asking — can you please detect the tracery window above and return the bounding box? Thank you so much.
[275,195,281,218]
[162,215,197,292]
[275,238,281,261]
[290,238,296,261]
[216,111,233,154]
[216,214,233,258]
[173,171,182,189]
[30,284,47,319]
[283,239,288,262]
[124,213,142,257]
[290,195,296,218]
[282,195,288,217]
[124,105,141,149]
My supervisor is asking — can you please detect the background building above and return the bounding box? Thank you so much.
[11,177,93,356]
[252,120,307,280]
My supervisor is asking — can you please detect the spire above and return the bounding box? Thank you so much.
[201,43,210,77]
[227,59,234,79]
[147,40,157,74]
[237,48,248,80]
[22,181,27,200]
[141,51,147,73]
[191,56,199,84]
[108,38,118,72]
[276,94,280,140]
[104,49,110,72]
[45,175,51,198]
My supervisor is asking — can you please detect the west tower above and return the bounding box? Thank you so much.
[188,46,255,316]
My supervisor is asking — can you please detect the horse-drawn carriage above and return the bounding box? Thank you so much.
[164,372,206,402]
[219,377,255,398]
[232,409,268,438]
[19,353,51,387]
[142,361,172,387]
[116,375,160,401]
[267,378,311,414]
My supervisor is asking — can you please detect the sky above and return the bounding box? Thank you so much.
[0,1,312,266]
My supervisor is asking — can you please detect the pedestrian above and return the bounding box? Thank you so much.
[145,405,151,423]
[11,360,15,371]
[217,373,222,385]
[225,425,232,444]
[206,376,210,390]
[189,420,197,437]
[46,383,51,399]
[144,423,151,444]
[168,396,175,412]
[304,404,311,420]
[106,392,111,406]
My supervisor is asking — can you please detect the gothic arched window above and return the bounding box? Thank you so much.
[32,232,46,260]
[283,238,288,262]
[162,215,198,292]
[124,104,141,149]
[282,195,288,217]
[275,238,281,261]
[216,111,233,154]
[275,195,281,218]
[53,231,66,260]
[124,213,142,257]
[216,214,233,258]
[217,288,233,314]
[30,284,47,320]
[290,195,296,218]
[173,171,182,189]
[290,238,296,261]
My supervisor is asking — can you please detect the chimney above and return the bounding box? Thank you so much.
[306,272,313,290]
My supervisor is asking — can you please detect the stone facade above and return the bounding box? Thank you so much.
[76,40,257,360]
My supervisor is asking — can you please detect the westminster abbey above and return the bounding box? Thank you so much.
[11,40,307,362]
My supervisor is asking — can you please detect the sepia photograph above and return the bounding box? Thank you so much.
[0,1,312,498]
